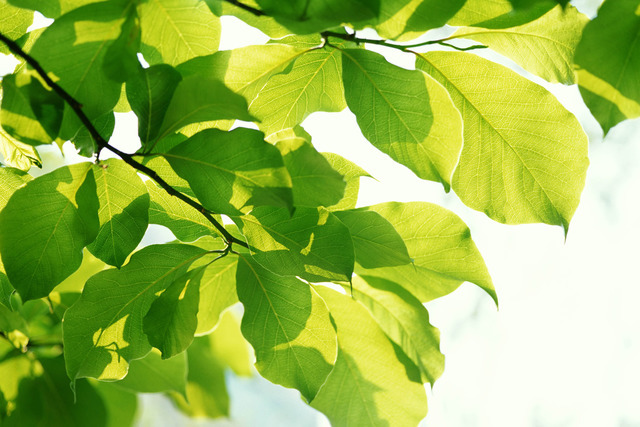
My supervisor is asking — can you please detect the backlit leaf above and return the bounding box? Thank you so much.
[146,180,218,242]
[417,51,588,231]
[323,153,370,211]
[234,206,354,282]
[574,0,640,134]
[29,1,136,138]
[311,286,428,427]
[251,46,346,138]
[143,266,204,359]
[451,5,588,84]
[164,128,293,216]
[126,64,182,144]
[342,48,463,190]
[62,244,207,383]
[375,0,466,40]
[272,128,346,207]
[334,209,411,269]
[137,0,220,66]
[0,163,99,301]
[0,126,42,171]
[87,159,150,268]
[356,202,497,304]
[195,255,238,335]
[0,1,33,55]
[236,254,337,401]
[112,348,187,396]
[154,75,253,143]
[350,275,444,384]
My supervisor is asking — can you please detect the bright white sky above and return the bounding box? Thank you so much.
[2,3,639,426]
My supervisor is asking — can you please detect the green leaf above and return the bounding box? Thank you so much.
[451,5,588,84]
[143,267,204,359]
[272,128,346,207]
[195,256,238,335]
[146,180,219,242]
[62,243,207,383]
[0,163,99,301]
[102,5,141,83]
[29,1,135,138]
[91,382,138,427]
[126,64,182,144]
[137,0,220,66]
[0,1,33,55]
[87,159,150,268]
[342,48,463,190]
[168,334,229,418]
[1,72,63,145]
[206,310,252,377]
[154,75,254,143]
[574,0,640,134]
[449,0,555,28]
[375,0,467,40]
[254,0,379,33]
[70,111,114,157]
[357,202,497,304]
[1,356,109,427]
[311,286,428,427]
[112,348,187,396]
[323,153,370,211]
[0,274,12,309]
[417,52,588,231]
[164,128,293,216]
[351,275,444,384]
[206,0,291,38]
[234,206,354,282]
[509,0,569,9]
[0,126,42,171]
[0,304,29,350]
[0,166,31,211]
[334,209,411,269]
[236,254,337,401]
[251,46,346,138]
[177,43,305,105]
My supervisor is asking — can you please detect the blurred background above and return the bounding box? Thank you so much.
[2,0,639,425]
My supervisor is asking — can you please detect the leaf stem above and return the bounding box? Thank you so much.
[0,32,247,249]
[321,31,487,52]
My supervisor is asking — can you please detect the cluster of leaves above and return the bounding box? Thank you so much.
[0,0,637,425]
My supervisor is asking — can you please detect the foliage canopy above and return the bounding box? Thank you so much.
[0,0,637,425]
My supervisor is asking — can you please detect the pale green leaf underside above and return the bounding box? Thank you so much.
[574,0,640,134]
[138,0,220,67]
[195,256,238,335]
[342,48,462,190]
[452,5,588,84]
[62,244,206,383]
[236,255,337,401]
[357,202,497,305]
[323,153,370,211]
[234,206,354,282]
[417,51,588,231]
[0,2,33,55]
[0,126,42,171]
[311,286,427,427]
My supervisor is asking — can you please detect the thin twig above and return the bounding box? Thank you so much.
[321,31,487,52]
[0,32,247,249]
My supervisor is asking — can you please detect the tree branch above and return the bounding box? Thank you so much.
[321,31,487,52]
[0,32,247,249]
[222,0,265,16]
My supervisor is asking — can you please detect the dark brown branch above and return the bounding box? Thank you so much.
[222,0,265,16]
[0,32,247,249]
